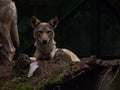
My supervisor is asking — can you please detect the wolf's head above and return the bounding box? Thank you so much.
[31,16,58,45]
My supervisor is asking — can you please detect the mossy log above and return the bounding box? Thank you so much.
[0,50,120,90]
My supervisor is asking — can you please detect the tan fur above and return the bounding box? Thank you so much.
[62,49,80,62]
[0,0,19,61]
[31,16,80,62]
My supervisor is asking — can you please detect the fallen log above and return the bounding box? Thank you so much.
[0,50,120,90]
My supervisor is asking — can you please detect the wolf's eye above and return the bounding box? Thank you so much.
[47,31,51,34]
[38,30,43,33]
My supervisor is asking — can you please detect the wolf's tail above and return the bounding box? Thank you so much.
[62,49,80,62]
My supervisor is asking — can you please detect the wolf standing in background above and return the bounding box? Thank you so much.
[0,0,19,62]
[31,16,80,62]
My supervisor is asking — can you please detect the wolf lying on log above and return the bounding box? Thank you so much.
[26,16,81,77]
[31,16,80,62]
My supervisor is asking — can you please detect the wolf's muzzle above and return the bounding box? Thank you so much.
[42,40,48,44]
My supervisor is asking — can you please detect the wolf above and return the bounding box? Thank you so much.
[0,0,19,61]
[31,16,80,62]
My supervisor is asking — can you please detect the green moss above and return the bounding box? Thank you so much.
[14,82,32,90]
[8,67,22,80]
[38,67,65,90]
[1,81,32,90]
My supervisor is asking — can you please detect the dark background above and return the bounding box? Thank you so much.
[13,0,120,59]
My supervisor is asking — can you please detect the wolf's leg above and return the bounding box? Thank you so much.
[50,48,58,60]
[10,6,19,50]
[34,50,41,60]
[0,24,15,61]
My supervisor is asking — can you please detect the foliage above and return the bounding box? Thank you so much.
[18,16,33,53]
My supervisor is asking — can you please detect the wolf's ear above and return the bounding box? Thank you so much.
[48,17,59,29]
[31,16,41,29]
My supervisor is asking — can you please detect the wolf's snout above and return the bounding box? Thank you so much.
[42,40,48,44]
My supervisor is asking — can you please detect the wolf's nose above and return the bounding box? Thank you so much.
[43,40,47,44]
